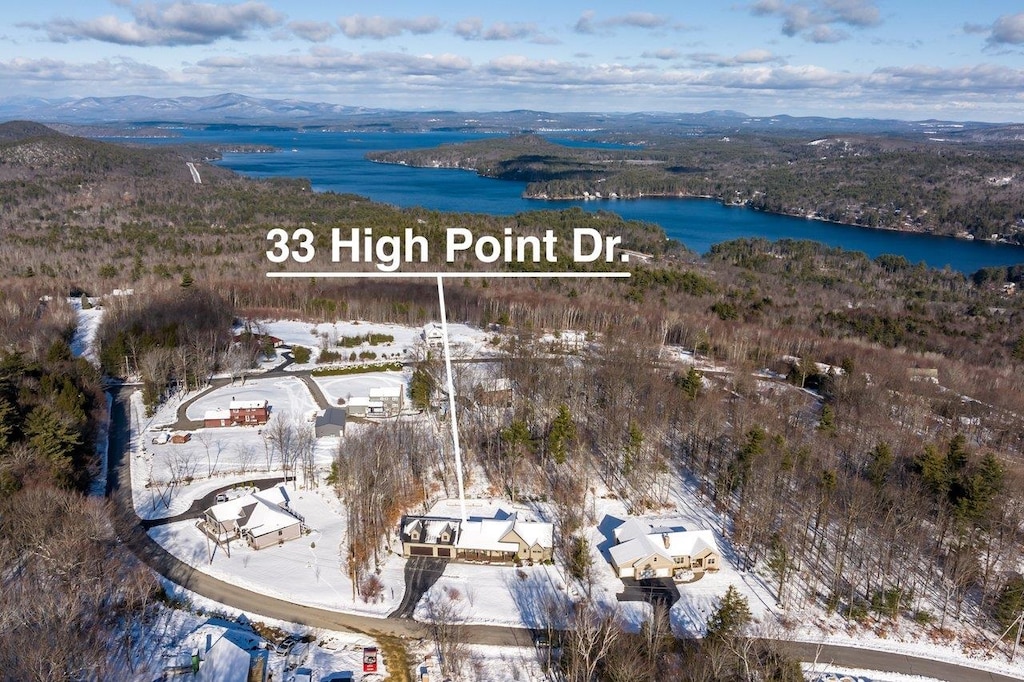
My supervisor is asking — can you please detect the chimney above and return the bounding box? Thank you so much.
[662,533,670,549]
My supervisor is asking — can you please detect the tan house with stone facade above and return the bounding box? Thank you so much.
[607,518,721,582]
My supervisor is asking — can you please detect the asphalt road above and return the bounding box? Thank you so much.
[106,386,1024,682]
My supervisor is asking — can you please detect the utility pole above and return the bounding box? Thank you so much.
[1013,609,1024,662]
[985,609,1024,662]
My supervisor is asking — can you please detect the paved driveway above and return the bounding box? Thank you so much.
[389,556,449,619]
[617,576,680,607]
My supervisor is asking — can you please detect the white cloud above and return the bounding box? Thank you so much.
[868,64,1024,94]
[688,49,784,67]
[336,15,440,40]
[750,0,879,42]
[0,56,168,83]
[288,20,338,43]
[989,12,1024,45]
[454,18,538,41]
[23,1,283,46]
[573,11,673,35]
[606,13,671,29]
[574,11,596,35]
[642,49,682,61]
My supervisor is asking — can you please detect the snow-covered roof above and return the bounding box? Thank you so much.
[181,623,261,682]
[243,501,300,538]
[609,518,720,568]
[509,518,554,548]
[347,396,383,408]
[404,510,553,552]
[404,517,457,543]
[204,408,232,421]
[369,386,402,399]
[196,634,251,681]
[230,399,267,410]
[455,511,554,552]
[612,518,654,544]
[479,377,512,392]
[456,516,519,553]
[207,485,297,537]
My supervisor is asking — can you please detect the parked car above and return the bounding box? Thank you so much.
[274,635,297,655]
[215,493,229,503]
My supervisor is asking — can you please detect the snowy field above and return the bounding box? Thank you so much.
[415,497,571,629]
[249,319,500,370]
[411,641,550,682]
[148,485,406,617]
[184,375,320,423]
[314,370,409,407]
[129,376,338,517]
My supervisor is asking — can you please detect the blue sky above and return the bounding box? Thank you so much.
[1,1,1023,120]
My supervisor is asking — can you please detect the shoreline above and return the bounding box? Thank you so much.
[522,190,1024,248]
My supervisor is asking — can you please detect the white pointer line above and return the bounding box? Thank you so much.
[266,271,631,279]
[436,276,468,525]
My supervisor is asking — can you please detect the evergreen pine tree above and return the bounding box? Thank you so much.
[547,404,576,465]
[706,585,752,640]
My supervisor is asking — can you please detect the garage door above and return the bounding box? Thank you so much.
[437,547,451,558]
[410,546,434,556]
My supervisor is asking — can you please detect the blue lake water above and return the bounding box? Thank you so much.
[124,129,1024,273]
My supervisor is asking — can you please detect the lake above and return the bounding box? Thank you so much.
[127,128,1024,274]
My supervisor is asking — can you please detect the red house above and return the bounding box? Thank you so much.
[230,399,270,425]
[203,399,270,428]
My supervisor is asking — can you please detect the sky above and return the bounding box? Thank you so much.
[1,1,1023,121]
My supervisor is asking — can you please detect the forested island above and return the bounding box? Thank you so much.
[367,132,1024,245]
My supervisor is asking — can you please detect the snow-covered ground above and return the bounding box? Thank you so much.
[100,316,1024,680]
[248,319,500,370]
[148,485,406,617]
[70,296,104,365]
[184,375,319,423]
[576,490,779,636]
[125,580,386,682]
[411,641,550,682]
[802,663,939,682]
[314,370,409,407]
[129,378,338,517]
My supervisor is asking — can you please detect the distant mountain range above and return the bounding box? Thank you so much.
[0,93,373,125]
[0,92,1020,140]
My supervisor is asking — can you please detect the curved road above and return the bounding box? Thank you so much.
[170,351,304,430]
[107,386,1022,682]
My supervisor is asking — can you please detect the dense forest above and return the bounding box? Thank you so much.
[0,288,159,679]
[367,132,1024,244]
[1,121,1024,680]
